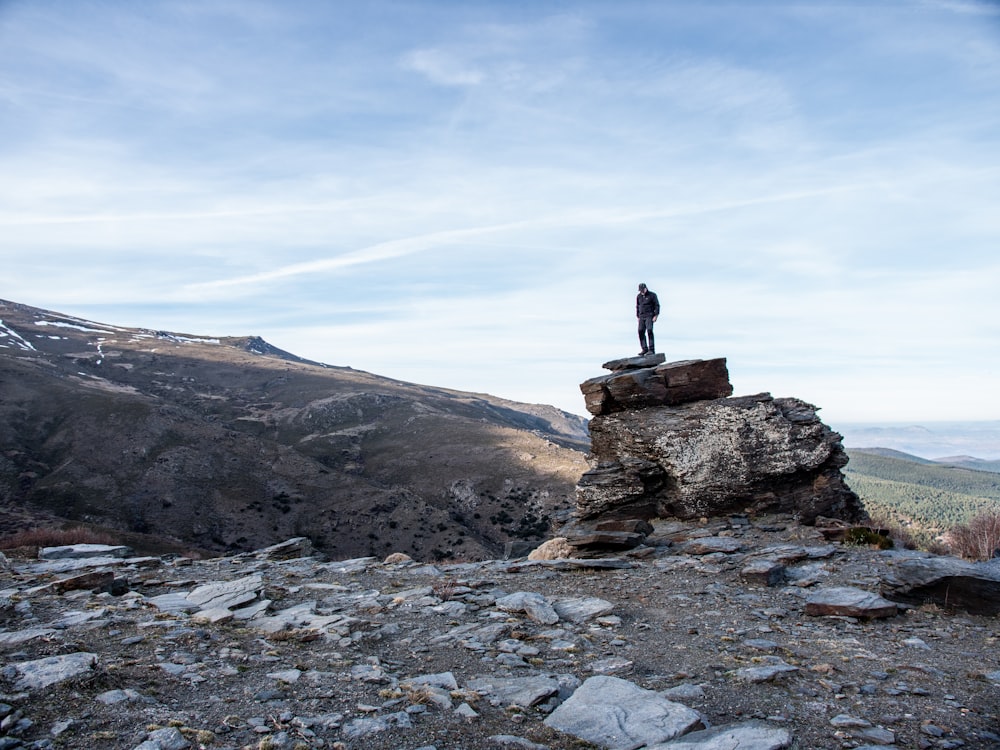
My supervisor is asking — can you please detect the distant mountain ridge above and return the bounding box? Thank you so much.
[836,420,1000,462]
[851,446,1000,475]
[931,455,1000,473]
[0,299,590,559]
[843,448,1000,541]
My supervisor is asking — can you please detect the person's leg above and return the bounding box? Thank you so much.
[638,317,650,353]
[647,324,655,354]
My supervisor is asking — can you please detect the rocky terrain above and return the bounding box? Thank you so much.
[0,300,588,560]
[2,520,999,750]
[4,302,999,749]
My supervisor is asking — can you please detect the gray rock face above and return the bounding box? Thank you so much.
[543,675,703,749]
[880,553,1000,615]
[576,391,863,525]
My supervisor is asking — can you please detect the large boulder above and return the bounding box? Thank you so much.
[880,554,1000,615]
[804,586,899,619]
[576,392,863,524]
[544,675,703,749]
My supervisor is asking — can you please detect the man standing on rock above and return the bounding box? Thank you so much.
[636,282,660,356]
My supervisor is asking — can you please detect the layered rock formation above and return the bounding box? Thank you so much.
[566,357,864,552]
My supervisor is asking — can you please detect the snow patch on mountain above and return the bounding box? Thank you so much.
[35,320,117,334]
[0,319,37,351]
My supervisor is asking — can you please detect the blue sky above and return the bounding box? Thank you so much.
[2,0,999,424]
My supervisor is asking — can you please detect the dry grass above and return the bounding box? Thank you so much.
[864,508,919,550]
[0,525,120,551]
[943,508,1000,561]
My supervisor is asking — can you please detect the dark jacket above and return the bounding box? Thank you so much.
[636,290,660,318]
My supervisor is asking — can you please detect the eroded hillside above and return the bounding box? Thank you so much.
[0,300,589,559]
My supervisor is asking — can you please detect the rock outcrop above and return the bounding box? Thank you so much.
[566,358,864,552]
[880,552,1000,615]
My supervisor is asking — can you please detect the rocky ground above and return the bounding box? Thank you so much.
[1,516,999,750]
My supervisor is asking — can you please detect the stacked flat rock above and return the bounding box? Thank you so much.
[580,356,734,416]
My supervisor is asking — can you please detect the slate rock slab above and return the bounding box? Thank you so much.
[563,528,649,552]
[135,726,191,750]
[50,570,116,594]
[38,543,132,560]
[0,627,57,649]
[253,536,314,560]
[343,711,412,739]
[4,652,98,691]
[880,554,1000,615]
[467,675,561,708]
[495,592,560,625]
[507,558,634,572]
[682,537,743,556]
[551,596,615,623]
[544,675,702,749]
[645,720,793,749]
[732,658,799,683]
[805,587,898,619]
[601,353,667,371]
[147,592,201,614]
[24,556,160,575]
[186,573,263,611]
[741,559,786,586]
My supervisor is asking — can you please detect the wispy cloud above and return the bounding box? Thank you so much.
[403,49,485,87]
[1,0,998,421]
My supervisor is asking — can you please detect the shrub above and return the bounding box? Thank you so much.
[0,526,119,550]
[943,509,1000,561]
[843,526,894,550]
[864,508,918,550]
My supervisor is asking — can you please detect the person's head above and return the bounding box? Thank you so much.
[638,283,647,292]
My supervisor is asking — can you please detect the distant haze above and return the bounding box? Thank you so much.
[834,421,1000,461]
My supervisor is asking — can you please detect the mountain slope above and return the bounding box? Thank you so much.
[849,447,936,464]
[844,448,1000,534]
[0,299,589,559]
[931,455,1000,473]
